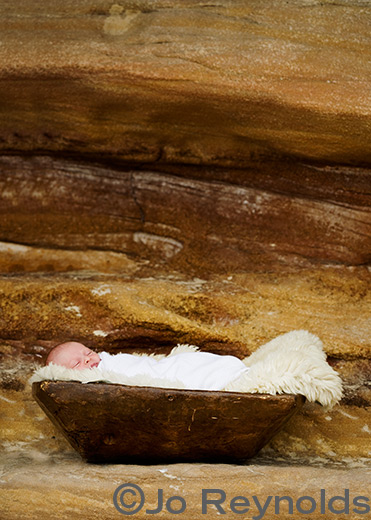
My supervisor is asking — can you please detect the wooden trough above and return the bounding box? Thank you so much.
[32,381,305,464]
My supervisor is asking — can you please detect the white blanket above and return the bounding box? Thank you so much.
[98,350,249,391]
[30,330,343,408]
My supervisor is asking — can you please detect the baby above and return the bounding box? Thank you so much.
[46,342,101,370]
[41,331,343,408]
[45,341,250,392]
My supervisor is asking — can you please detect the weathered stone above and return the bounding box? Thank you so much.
[0,156,370,272]
[0,269,369,358]
[0,2,370,514]
[0,1,370,166]
[1,454,370,520]
[0,242,139,275]
[0,267,369,464]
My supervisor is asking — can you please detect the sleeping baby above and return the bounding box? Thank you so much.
[40,331,344,408]
[45,341,250,392]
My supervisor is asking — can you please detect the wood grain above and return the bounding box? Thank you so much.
[32,381,304,463]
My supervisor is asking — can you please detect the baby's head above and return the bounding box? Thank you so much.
[46,341,101,370]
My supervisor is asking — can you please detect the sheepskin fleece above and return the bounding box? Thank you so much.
[30,330,343,408]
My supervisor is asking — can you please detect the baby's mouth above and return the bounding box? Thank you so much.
[91,361,100,368]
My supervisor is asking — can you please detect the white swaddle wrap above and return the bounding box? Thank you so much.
[98,351,249,391]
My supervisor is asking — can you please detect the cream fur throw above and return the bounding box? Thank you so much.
[30,330,343,409]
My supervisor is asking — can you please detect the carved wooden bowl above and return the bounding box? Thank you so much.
[33,381,304,464]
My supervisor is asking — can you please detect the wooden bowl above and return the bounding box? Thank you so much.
[33,381,304,464]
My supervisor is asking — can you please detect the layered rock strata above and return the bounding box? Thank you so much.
[0,1,370,166]
[0,1,370,519]
[0,156,370,272]
[1,457,370,520]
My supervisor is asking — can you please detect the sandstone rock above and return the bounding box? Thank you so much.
[0,1,370,166]
[1,453,370,520]
[0,269,370,358]
[0,156,370,271]
[0,267,369,464]
[0,2,370,510]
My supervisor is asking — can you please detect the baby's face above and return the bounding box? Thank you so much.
[47,342,101,370]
